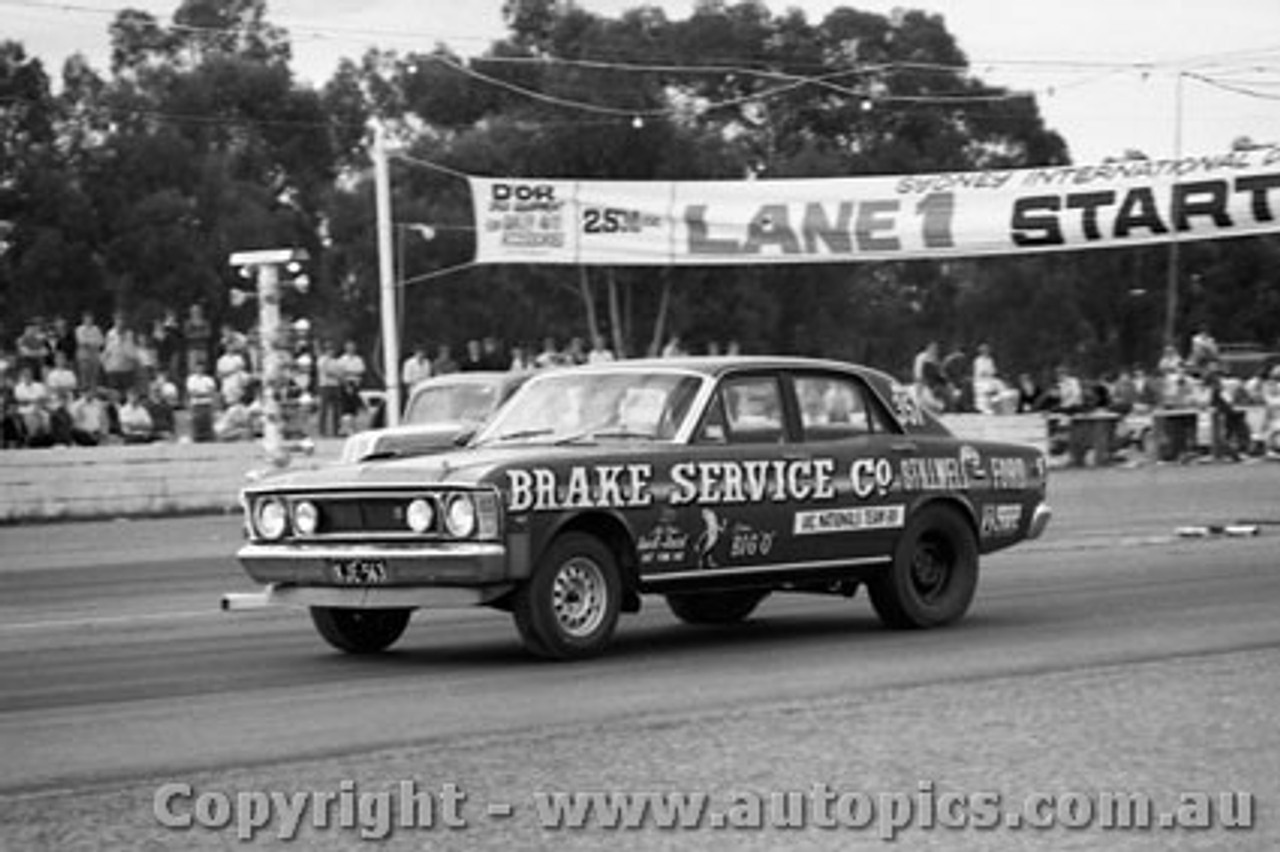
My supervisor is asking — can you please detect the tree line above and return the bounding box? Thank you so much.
[2,0,1277,384]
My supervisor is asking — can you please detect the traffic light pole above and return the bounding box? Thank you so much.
[230,248,309,469]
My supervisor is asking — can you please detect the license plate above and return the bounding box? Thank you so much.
[328,558,389,585]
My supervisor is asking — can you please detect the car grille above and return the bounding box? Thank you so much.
[315,497,408,535]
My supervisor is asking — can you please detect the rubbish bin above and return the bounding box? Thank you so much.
[1152,409,1198,461]
[1067,412,1120,466]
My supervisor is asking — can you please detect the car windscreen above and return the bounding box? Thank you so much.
[404,382,500,426]
[475,371,704,445]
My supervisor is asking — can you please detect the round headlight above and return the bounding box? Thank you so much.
[406,498,435,534]
[444,494,477,538]
[293,500,319,536]
[255,498,288,540]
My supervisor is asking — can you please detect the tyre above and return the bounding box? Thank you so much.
[310,607,411,654]
[513,533,622,660]
[666,590,768,625]
[868,504,978,629]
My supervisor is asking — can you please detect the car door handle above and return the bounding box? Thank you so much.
[889,441,917,454]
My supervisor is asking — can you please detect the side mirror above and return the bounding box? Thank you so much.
[453,427,477,447]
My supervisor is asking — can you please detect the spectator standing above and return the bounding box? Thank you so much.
[1108,370,1138,416]
[971,343,1000,414]
[74,312,105,392]
[534,337,563,369]
[152,311,183,383]
[2,372,25,448]
[49,316,75,367]
[1157,344,1183,376]
[942,346,971,412]
[101,317,138,397]
[1015,373,1043,413]
[1187,326,1220,376]
[316,342,343,437]
[45,351,78,409]
[148,372,179,439]
[432,343,459,376]
[564,337,587,365]
[1132,367,1160,411]
[459,339,486,372]
[1262,366,1280,458]
[480,336,506,370]
[16,322,49,379]
[401,344,433,390]
[216,343,247,396]
[135,325,158,388]
[183,304,212,378]
[508,345,531,372]
[336,340,366,436]
[185,364,218,442]
[912,341,949,413]
[1053,365,1086,413]
[587,335,615,363]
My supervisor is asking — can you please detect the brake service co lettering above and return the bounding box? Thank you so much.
[506,464,654,512]
[668,459,837,506]
[503,451,1021,513]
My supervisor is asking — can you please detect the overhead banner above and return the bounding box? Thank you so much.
[470,147,1280,265]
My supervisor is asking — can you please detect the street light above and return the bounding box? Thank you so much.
[229,248,310,468]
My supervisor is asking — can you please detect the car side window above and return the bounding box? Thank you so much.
[698,375,786,444]
[794,374,886,441]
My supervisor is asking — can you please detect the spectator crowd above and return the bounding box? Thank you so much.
[7,305,1277,463]
[912,329,1280,461]
[2,310,746,451]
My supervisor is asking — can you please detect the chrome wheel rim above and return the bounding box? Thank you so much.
[552,557,607,638]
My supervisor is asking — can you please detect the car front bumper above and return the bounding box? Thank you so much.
[1027,502,1052,540]
[236,540,510,587]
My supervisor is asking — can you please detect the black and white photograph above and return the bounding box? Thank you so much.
[2,0,1279,848]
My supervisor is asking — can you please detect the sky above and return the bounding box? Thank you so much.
[6,0,1280,164]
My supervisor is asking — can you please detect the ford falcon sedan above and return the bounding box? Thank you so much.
[226,356,1051,660]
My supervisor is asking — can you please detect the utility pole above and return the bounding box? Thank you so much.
[1163,71,1185,351]
[374,124,402,426]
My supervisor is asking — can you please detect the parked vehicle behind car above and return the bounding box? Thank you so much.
[340,371,529,463]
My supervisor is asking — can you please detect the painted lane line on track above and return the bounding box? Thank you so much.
[0,610,232,633]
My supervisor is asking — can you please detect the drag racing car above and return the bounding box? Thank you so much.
[226,356,1051,659]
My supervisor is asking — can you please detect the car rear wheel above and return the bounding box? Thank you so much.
[310,607,412,653]
[513,533,621,660]
[666,590,768,625]
[868,504,977,629]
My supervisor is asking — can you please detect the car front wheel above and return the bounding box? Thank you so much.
[513,533,622,660]
[310,607,412,653]
[868,504,978,629]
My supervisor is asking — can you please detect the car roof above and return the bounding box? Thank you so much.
[554,355,896,383]
[408,371,525,393]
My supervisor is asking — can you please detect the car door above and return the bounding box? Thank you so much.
[783,370,905,566]
[656,371,799,577]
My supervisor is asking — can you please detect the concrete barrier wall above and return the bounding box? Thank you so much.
[0,440,344,524]
[0,415,1049,524]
